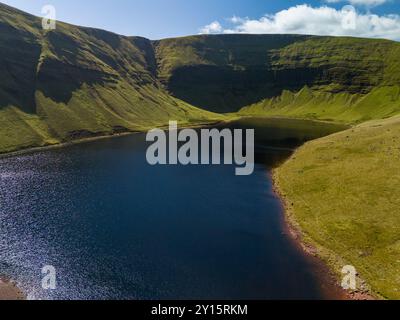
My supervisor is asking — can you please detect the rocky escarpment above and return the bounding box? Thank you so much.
[154,34,400,113]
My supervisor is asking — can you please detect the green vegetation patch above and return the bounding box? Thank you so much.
[275,115,400,299]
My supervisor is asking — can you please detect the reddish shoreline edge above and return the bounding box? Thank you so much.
[271,169,376,300]
[0,277,25,300]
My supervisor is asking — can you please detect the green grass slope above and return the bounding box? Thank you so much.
[275,115,400,299]
[241,85,400,123]
[1,2,400,154]
[0,3,220,154]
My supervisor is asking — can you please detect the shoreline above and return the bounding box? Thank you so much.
[0,114,344,160]
[0,119,231,160]
[271,165,376,300]
[0,278,25,300]
[0,131,138,160]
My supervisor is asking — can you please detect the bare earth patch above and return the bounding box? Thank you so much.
[0,278,25,300]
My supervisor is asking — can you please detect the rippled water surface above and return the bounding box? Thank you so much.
[0,118,347,299]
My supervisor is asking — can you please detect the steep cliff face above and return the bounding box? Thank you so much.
[155,34,400,114]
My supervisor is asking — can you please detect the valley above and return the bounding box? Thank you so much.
[0,2,400,300]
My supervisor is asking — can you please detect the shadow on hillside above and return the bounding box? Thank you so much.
[37,58,118,104]
[0,25,118,112]
[35,31,120,105]
[166,65,326,113]
[0,23,41,113]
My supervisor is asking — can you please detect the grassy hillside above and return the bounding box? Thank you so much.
[274,115,400,299]
[1,2,400,300]
[155,35,400,115]
[155,34,311,112]
[240,85,400,123]
[1,2,400,154]
[0,3,220,154]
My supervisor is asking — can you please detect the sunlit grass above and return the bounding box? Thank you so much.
[275,115,400,299]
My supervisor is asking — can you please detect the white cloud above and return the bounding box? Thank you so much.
[229,16,245,24]
[199,5,400,41]
[199,21,223,34]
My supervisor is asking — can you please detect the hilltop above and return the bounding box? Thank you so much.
[1,3,400,153]
[156,34,400,117]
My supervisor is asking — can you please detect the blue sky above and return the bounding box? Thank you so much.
[1,0,399,40]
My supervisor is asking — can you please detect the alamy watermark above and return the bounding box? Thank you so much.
[41,265,56,290]
[42,5,57,30]
[341,5,357,31]
[146,121,255,176]
[341,265,357,290]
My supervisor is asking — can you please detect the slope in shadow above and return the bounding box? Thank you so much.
[156,34,387,113]
[167,65,327,113]
[37,58,118,104]
[0,22,41,113]
[36,30,120,104]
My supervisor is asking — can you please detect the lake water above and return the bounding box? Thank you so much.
[0,118,347,300]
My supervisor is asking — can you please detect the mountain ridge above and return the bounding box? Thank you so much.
[155,33,400,113]
[1,2,400,154]
[0,3,220,153]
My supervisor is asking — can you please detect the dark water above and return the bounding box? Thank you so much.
[0,118,347,300]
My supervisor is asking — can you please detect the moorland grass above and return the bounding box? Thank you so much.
[274,115,400,299]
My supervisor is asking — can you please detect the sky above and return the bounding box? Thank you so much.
[1,0,399,40]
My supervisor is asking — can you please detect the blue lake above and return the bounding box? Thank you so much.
[0,118,347,300]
